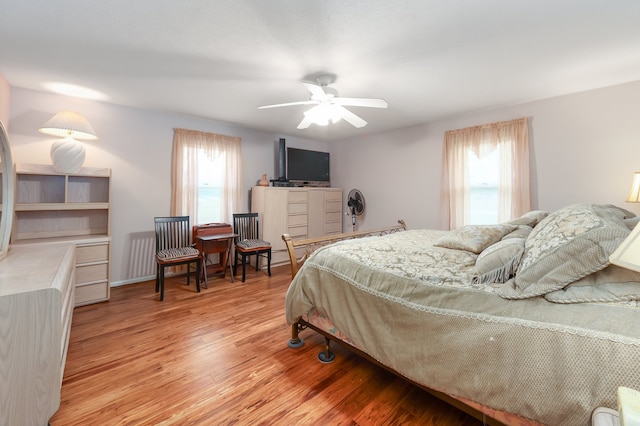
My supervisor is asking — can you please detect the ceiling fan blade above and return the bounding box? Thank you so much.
[333,97,388,108]
[297,115,314,129]
[258,100,317,109]
[335,105,367,128]
[303,82,329,101]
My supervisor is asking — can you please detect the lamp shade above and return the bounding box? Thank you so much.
[610,220,640,272]
[39,110,98,140]
[626,172,640,203]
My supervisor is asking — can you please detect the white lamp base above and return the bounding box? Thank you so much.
[50,137,85,173]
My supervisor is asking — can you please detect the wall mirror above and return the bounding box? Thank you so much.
[0,121,14,260]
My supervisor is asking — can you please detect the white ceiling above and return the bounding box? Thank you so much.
[2,1,640,141]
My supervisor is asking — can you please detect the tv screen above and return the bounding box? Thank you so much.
[287,147,330,184]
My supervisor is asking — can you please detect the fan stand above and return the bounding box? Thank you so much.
[347,189,365,232]
[351,208,357,232]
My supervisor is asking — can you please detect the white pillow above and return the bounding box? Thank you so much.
[497,204,630,299]
[434,224,517,254]
[472,237,525,284]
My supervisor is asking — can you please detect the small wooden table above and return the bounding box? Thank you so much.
[197,232,237,287]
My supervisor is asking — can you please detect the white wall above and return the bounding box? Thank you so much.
[330,80,640,231]
[7,87,327,285]
[7,80,640,284]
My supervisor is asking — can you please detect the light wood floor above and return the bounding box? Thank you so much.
[50,265,483,426]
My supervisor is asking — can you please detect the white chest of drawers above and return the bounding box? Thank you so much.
[0,243,75,425]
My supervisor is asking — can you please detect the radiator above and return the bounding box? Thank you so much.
[126,231,156,279]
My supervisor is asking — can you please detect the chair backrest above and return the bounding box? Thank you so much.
[233,213,259,241]
[154,216,191,252]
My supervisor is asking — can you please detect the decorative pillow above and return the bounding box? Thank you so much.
[624,217,640,230]
[544,264,640,303]
[506,210,549,228]
[472,237,525,284]
[616,206,637,219]
[501,225,532,240]
[434,224,517,254]
[496,204,630,299]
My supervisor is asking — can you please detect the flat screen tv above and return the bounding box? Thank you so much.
[286,147,330,186]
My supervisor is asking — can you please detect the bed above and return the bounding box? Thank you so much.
[282,204,640,425]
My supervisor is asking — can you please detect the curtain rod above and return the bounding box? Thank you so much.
[445,117,528,134]
[173,127,241,141]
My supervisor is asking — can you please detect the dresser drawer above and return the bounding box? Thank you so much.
[325,211,342,223]
[288,202,308,215]
[76,263,108,284]
[288,191,308,203]
[325,201,342,213]
[76,243,108,264]
[288,225,308,238]
[325,222,342,234]
[75,282,109,305]
[325,190,342,202]
[288,214,308,227]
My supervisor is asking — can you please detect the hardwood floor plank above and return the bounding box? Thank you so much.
[50,265,484,425]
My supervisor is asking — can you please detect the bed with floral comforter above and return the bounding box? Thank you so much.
[285,204,640,425]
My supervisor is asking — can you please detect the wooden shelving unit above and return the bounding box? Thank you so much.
[6,163,111,306]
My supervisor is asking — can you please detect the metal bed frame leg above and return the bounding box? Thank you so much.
[317,337,335,364]
[287,323,305,349]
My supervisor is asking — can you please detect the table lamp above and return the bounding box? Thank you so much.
[39,110,98,173]
[610,172,640,271]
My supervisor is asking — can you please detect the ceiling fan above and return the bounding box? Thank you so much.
[258,73,388,129]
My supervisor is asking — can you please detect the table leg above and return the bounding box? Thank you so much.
[202,252,208,289]
[227,239,235,283]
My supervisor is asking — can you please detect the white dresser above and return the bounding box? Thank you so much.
[251,186,343,264]
[0,243,75,425]
[10,163,111,306]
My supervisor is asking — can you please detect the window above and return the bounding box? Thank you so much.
[171,129,242,225]
[467,147,500,225]
[197,153,224,224]
[441,117,530,229]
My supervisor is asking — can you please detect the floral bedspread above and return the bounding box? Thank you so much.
[321,229,484,288]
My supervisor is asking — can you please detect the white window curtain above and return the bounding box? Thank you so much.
[171,128,242,224]
[440,117,530,229]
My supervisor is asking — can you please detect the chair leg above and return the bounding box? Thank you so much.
[155,263,160,292]
[267,250,272,276]
[201,254,208,289]
[233,251,238,276]
[159,265,165,301]
[241,254,247,282]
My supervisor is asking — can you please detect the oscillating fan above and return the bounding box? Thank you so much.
[347,189,366,230]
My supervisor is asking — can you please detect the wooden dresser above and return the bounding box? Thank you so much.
[251,186,343,264]
[0,243,75,425]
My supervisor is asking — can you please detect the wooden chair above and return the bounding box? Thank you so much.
[232,213,272,282]
[154,216,201,301]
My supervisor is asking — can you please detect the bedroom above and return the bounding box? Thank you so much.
[1,1,640,425]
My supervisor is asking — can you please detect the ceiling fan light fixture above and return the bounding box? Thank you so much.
[304,105,329,126]
[330,104,343,124]
[259,72,387,129]
[305,102,342,126]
